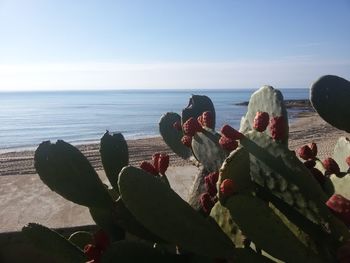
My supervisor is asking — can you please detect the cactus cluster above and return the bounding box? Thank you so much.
[22,76,350,262]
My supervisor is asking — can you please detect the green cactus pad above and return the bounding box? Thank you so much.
[240,86,288,144]
[159,112,192,159]
[225,195,320,263]
[210,202,244,247]
[187,167,209,211]
[240,131,350,242]
[89,206,126,241]
[218,147,252,197]
[68,231,93,250]
[310,75,350,132]
[100,131,129,190]
[182,95,216,126]
[112,198,163,242]
[101,241,183,263]
[118,166,235,259]
[241,131,329,224]
[330,175,350,199]
[192,128,228,172]
[34,140,113,208]
[333,136,350,172]
[22,223,87,263]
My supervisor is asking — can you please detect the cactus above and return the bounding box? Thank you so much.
[240,86,288,144]
[182,95,216,126]
[34,140,113,208]
[118,166,235,259]
[100,131,129,190]
[22,223,87,262]
[310,75,350,132]
[23,79,350,262]
[191,128,228,172]
[159,112,192,159]
[68,231,93,250]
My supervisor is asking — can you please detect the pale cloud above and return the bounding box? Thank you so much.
[0,58,349,91]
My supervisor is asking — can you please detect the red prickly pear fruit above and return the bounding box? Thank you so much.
[253,111,269,132]
[199,193,215,214]
[309,142,317,157]
[84,244,101,261]
[204,172,219,197]
[220,124,243,140]
[326,194,350,227]
[152,153,161,172]
[219,136,238,152]
[181,135,192,147]
[140,161,158,176]
[207,171,219,185]
[202,111,214,129]
[158,153,169,175]
[323,157,340,175]
[303,159,316,169]
[346,156,350,167]
[182,117,202,136]
[172,121,182,131]
[337,240,350,263]
[296,145,314,160]
[220,179,236,197]
[93,229,110,252]
[269,116,287,141]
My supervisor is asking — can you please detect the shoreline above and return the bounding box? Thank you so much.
[1,109,348,176]
[0,137,191,176]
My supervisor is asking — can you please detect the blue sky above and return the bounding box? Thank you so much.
[0,0,349,90]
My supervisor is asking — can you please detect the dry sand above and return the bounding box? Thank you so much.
[0,111,348,176]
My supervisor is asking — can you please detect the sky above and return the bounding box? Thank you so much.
[0,0,349,91]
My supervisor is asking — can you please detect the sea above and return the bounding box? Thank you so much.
[0,88,309,152]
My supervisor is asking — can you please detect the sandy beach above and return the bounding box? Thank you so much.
[0,110,348,176]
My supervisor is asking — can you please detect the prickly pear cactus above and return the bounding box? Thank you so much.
[159,112,191,159]
[191,128,228,172]
[23,79,350,263]
[240,86,288,144]
[100,131,129,190]
[310,75,350,132]
[118,166,235,259]
[22,223,87,263]
[34,140,113,208]
[333,136,350,173]
[182,95,215,126]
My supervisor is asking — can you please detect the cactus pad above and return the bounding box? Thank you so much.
[68,231,93,250]
[100,131,129,190]
[333,136,350,173]
[192,128,228,172]
[159,112,191,159]
[210,202,244,247]
[22,223,87,263]
[241,131,330,225]
[89,206,126,241]
[34,140,113,208]
[310,75,350,132]
[225,195,319,263]
[118,166,235,258]
[240,86,288,143]
[182,95,216,127]
[218,147,252,198]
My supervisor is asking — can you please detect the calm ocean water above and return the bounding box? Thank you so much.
[0,89,309,152]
